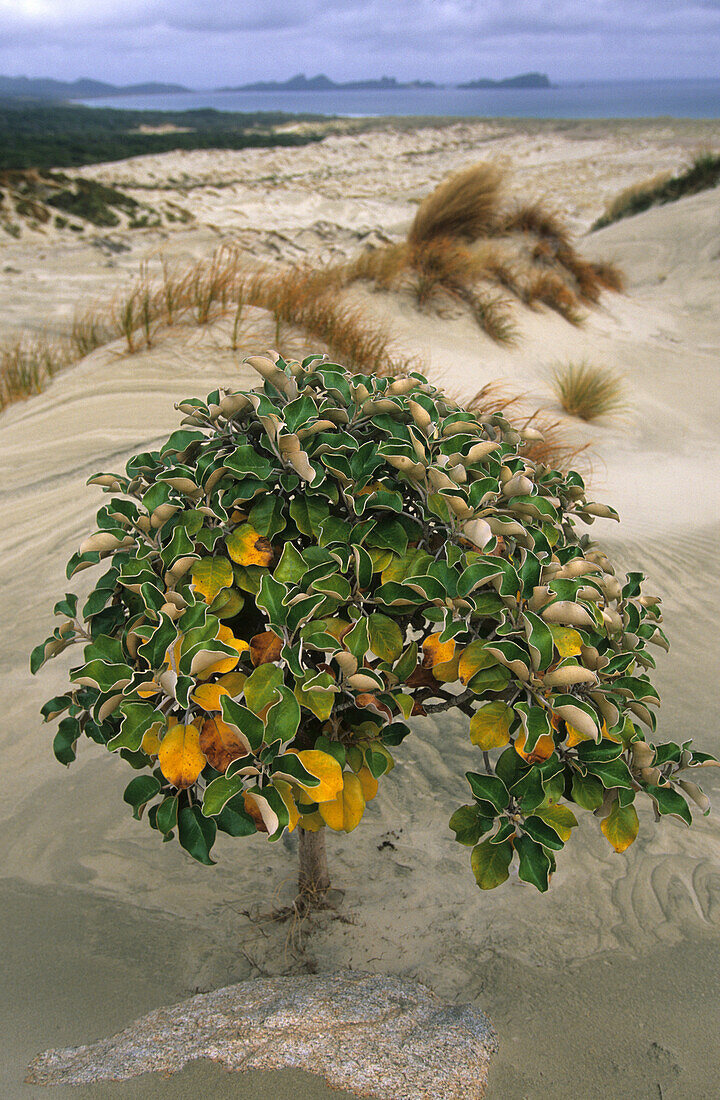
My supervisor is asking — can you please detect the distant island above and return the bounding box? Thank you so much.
[218,74,438,93]
[0,72,552,102]
[458,72,551,89]
[0,75,191,100]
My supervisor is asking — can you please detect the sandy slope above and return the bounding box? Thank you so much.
[1,141,720,1098]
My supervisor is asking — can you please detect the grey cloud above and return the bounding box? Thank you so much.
[0,0,718,83]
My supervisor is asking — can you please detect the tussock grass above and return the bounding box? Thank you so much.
[339,161,622,342]
[549,361,628,422]
[408,162,505,248]
[593,152,720,230]
[0,335,71,410]
[501,201,571,245]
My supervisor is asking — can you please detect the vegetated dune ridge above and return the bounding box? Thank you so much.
[1,147,719,1099]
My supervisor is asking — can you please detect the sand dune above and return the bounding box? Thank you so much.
[1,129,720,1099]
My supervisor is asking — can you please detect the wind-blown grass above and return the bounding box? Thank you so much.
[549,361,628,422]
[408,162,505,247]
[593,152,720,230]
[340,161,623,342]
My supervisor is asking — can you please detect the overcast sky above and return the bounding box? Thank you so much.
[0,0,718,86]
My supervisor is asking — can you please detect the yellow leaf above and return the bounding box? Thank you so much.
[226,523,273,567]
[565,722,593,748]
[137,679,161,699]
[195,625,249,681]
[458,640,497,685]
[158,723,207,789]
[272,779,300,833]
[297,810,325,832]
[515,729,555,763]
[422,634,456,668]
[290,749,344,803]
[357,765,379,802]
[549,625,583,659]
[601,800,639,853]
[191,556,234,603]
[140,720,164,757]
[469,702,514,750]
[191,669,247,712]
[535,803,578,842]
[319,773,366,832]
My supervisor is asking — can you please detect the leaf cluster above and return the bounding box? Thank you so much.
[32,353,717,884]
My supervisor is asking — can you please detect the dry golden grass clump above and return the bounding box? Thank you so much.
[0,335,71,411]
[549,360,628,422]
[341,161,625,343]
[408,162,505,247]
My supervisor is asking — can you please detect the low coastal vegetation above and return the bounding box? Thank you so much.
[32,354,717,900]
[0,168,192,237]
[549,361,628,422]
[0,100,324,171]
[593,151,720,229]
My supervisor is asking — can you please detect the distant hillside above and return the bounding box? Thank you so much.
[458,72,551,89]
[0,76,191,100]
[220,73,438,92]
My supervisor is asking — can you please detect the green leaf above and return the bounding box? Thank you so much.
[571,772,604,811]
[256,573,288,626]
[108,701,165,752]
[123,774,162,819]
[156,796,178,836]
[244,663,284,716]
[522,815,565,851]
[471,839,514,890]
[644,784,692,825]
[585,757,634,790]
[466,772,510,812]
[178,805,217,864]
[516,834,551,891]
[264,687,301,744]
[216,794,257,837]
[449,805,493,846]
[522,611,554,671]
[368,613,404,662]
[53,716,81,765]
[274,543,306,584]
[202,774,246,816]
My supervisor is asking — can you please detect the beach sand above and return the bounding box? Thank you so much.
[2,118,720,1098]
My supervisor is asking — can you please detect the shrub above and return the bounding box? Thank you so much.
[32,354,717,899]
[550,361,628,422]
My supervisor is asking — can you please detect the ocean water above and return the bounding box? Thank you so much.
[78,79,720,119]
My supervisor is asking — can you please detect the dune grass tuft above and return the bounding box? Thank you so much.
[339,161,622,341]
[593,151,720,230]
[0,335,71,410]
[549,360,628,422]
[408,162,505,248]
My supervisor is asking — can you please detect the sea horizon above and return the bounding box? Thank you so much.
[76,76,720,119]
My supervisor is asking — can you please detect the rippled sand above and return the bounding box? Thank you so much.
[2,123,720,1099]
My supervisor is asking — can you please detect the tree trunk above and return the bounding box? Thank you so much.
[297,827,330,906]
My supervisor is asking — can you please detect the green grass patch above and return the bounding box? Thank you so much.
[593,152,720,230]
